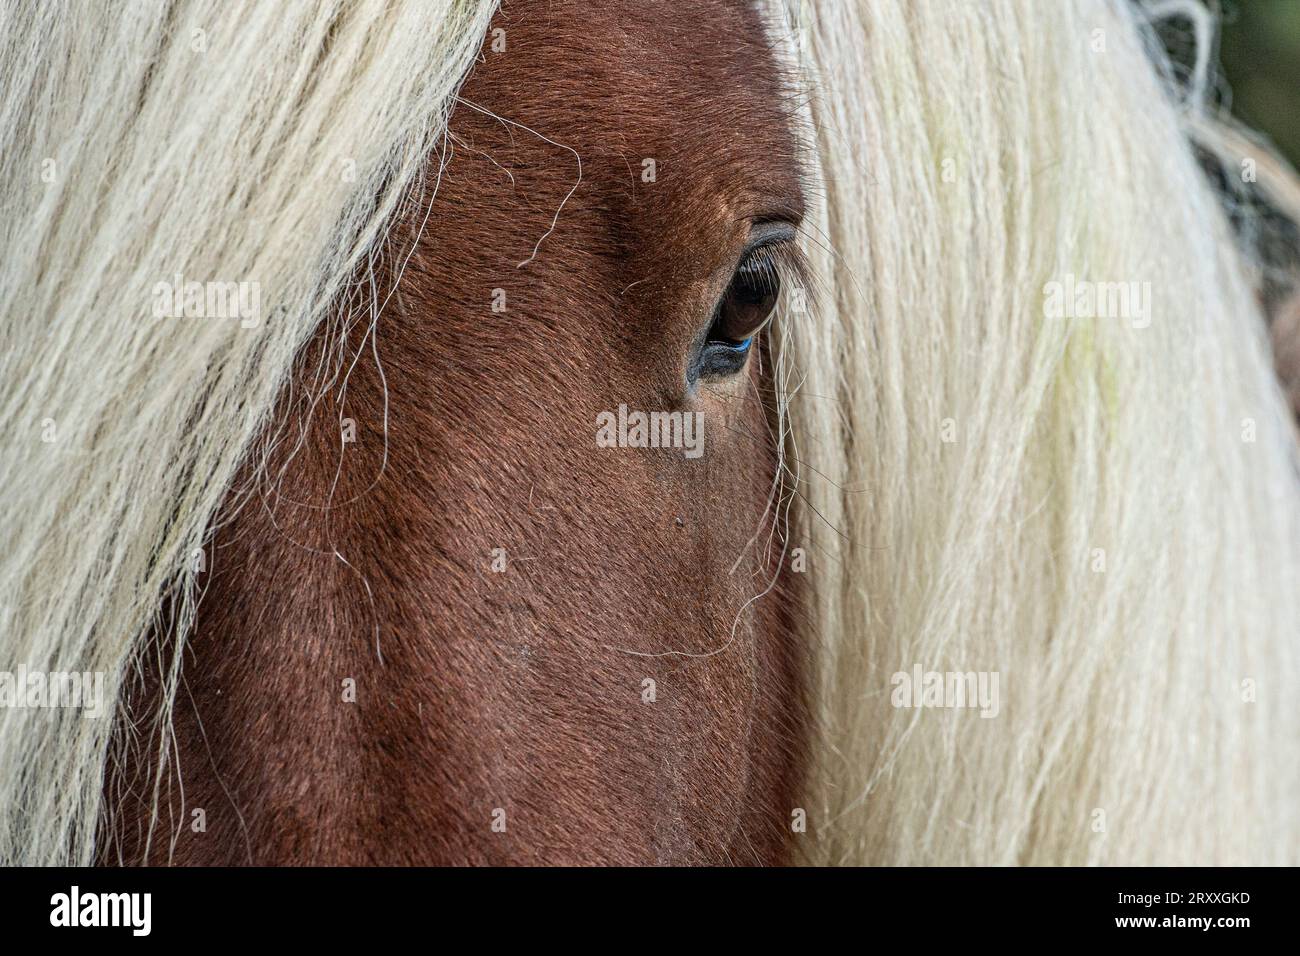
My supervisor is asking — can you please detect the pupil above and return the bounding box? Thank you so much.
[712,256,780,344]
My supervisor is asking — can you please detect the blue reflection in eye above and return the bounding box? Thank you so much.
[725,337,752,352]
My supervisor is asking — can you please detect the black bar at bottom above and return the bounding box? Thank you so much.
[0,866,1280,941]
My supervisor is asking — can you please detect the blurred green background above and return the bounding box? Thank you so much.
[1220,0,1300,167]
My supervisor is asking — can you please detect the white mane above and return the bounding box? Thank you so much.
[0,0,496,865]
[783,0,1300,863]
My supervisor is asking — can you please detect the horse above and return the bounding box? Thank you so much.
[2,0,1299,866]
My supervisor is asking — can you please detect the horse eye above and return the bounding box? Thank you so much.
[708,250,781,348]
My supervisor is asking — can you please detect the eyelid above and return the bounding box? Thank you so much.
[743,220,795,259]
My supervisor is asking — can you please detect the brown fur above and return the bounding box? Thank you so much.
[103,0,809,865]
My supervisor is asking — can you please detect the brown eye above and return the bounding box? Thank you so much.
[708,247,782,348]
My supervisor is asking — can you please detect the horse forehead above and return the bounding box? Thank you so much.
[471,0,802,223]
